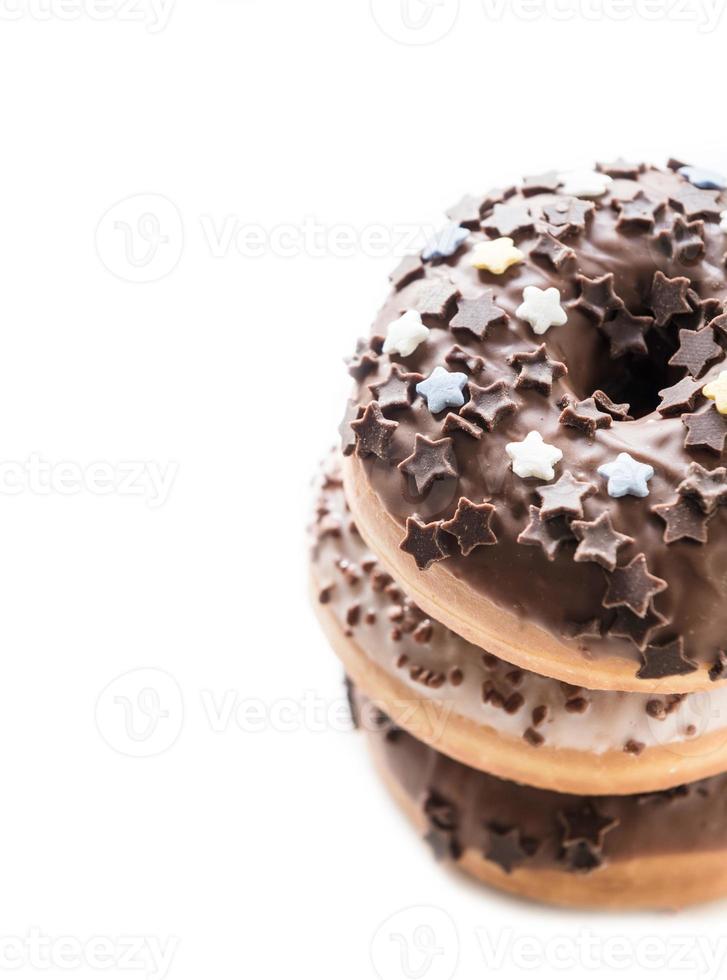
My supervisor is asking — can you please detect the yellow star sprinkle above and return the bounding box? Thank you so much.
[703,371,727,414]
[470,236,524,275]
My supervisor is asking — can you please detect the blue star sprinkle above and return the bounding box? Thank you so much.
[421,223,469,262]
[598,452,655,498]
[416,366,468,414]
[679,166,727,191]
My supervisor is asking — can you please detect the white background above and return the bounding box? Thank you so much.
[0,1,725,978]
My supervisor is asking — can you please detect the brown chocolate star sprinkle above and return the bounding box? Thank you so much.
[444,344,485,375]
[530,232,575,271]
[461,379,518,432]
[559,397,612,437]
[603,554,667,618]
[350,401,398,460]
[592,390,632,421]
[669,326,723,378]
[413,279,460,319]
[559,801,617,849]
[657,216,706,264]
[536,471,597,520]
[346,335,382,380]
[517,506,574,561]
[574,273,624,324]
[597,158,645,179]
[450,291,507,341]
[398,434,458,495]
[544,197,595,234]
[441,497,497,555]
[422,789,461,860]
[571,512,635,571]
[508,344,567,396]
[652,495,710,544]
[522,170,560,196]
[339,399,362,456]
[615,193,664,230]
[485,825,530,874]
[677,462,727,513]
[609,604,668,651]
[389,254,424,291]
[649,271,692,326]
[601,309,653,358]
[399,516,450,571]
[637,638,698,680]
[482,202,534,239]
[446,193,489,230]
[442,412,482,440]
[683,406,727,455]
[669,185,723,221]
[657,375,704,416]
[369,365,422,412]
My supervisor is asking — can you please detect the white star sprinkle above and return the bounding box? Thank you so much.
[416,366,468,414]
[506,431,563,481]
[598,453,655,498]
[382,310,430,358]
[516,285,568,335]
[558,169,613,198]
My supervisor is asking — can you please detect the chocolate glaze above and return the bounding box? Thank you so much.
[351,683,727,873]
[345,164,727,674]
[311,459,727,755]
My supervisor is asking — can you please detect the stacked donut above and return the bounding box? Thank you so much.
[309,159,727,909]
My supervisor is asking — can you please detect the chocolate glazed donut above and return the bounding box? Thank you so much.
[341,160,727,693]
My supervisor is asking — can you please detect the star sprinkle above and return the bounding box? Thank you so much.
[441,497,497,555]
[339,399,363,456]
[649,271,692,326]
[536,471,597,520]
[558,169,613,198]
[601,309,653,358]
[470,237,524,275]
[543,197,595,233]
[559,397,612,437]
[669,185,723,221]
[609,603,668,651]
[598,453,654,498]
[506,431,563,481]
[389,254,424,290]
[399,516,450,571]
[637,638,697,680]
[508,345,567,396]
[597,158,645,180]
[482,203,534,239]
[421,223,469,262]
[461,380,518,432]
[383,310,430,357]
[592,390,632,421]
[449,291,507,340]
[559,801,617,849]
[679,165,727,191]
[442,412,482,440]
[657,375,704,416]
[615,194,664,231]
[652,496,710,544]
[369,365,422,411]
[530,232,575,271]
[446,193,489,230]
[398,434,458,494]
[413,280,461,319]
[445,344,485,376]
[517,506,574,560]
[416,366,468,414]
[485,825,531,874]
[656,216,706,264]
[603,554,667,618]
[677,462,727,513]
[346,335,382,379]
[669,326,723,378]
[703,372,727,414]
[350,401,398,460]
[683,406,727,455]
[522,170,560,196]
[517,285,567,335]
[571,512,634,571]
[574,273,624,324]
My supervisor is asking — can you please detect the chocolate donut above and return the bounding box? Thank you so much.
[341,161,727,693]
[349,682,727,910]
[311,457,727,794]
